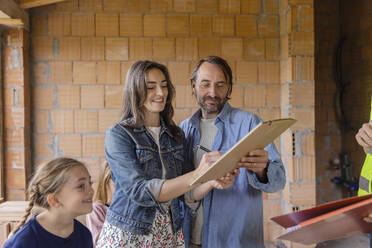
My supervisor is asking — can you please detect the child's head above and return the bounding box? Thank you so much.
[11,157,93,236]
[93,161,113,205]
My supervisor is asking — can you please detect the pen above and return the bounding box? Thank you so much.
[197,144,211,153]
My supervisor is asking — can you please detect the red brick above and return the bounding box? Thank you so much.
[244,85,265,108]
[56,0,78,11]
[127,0,150,12]
[289,181,316,205]
[5,169,26,189]
[34,110,50,133]
[5,128,25,149]
[105,85,123,109]
[236,61,258,84]
[168,61,190,85]
[33,86,54,109]
[241,0,261,14]
[290,107,315,130]
[129,38,153,60]
[153,38,175,60]
[190,15,212,37]
[51,110,74,133]
[71,13,95,36]
[219,0,240,14]
[5,188,26,200]
[291,82,314,106]
[31,15,47,36]
[59,134,82,157]
[73,62,96,84]
[34,134,54,158]
[266,0,279,14]
[236,16,257,37]
[299,57,314,81]
[175,85,197,108]
[98,109,121,132]
[198,38,221,58]
[106,38,129,60]
[33,62,49,84]
[213,16,234,36]
[58,37,81,61]
[258,62,280,83]
[80,0,102,11]
[243,39,265,60]
[50,61,72,84]
[121,61,133,84]
[221,38,243,60]
[81,85,104,109]
[150,0,173,12]
[32,37,53,60]
[229,86,244,107]
[168,15,189,37]
[265,39,280,60]
[82,135,105,157]
[289,32,314,56]
[258,16,279,38]
[196,0,217,12]
[103,0,126,11]
[81,37,104,60]
[48,13,71,36]
[96,13,119,37]
[5,149,25,169]
[176,38,198,61]
[97,62,121,85]
[299,7,314,31]
[74,110,98,133]
[57,85,80,109]
[120,14,143,36]
[174,0,195,12]
[144,14,166,37]
[260,108,281,121]
[266,85,281,107]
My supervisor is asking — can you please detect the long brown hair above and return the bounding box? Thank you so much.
[10,158,86,237]
[93,161,112,205]
[120,60,182,143]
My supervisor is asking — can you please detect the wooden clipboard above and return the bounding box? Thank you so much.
[271,194,372,245]
[190,118,297,186]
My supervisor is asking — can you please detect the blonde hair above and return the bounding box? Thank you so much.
[93,161,112,205]
[10,157,86,236]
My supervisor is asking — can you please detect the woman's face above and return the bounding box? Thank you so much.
[143,68,168,114]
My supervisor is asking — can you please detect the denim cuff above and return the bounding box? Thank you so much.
[246,161,285,193]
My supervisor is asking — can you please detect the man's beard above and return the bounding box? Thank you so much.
[197,95,227,115]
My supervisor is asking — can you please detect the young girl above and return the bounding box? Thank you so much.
[4,157,94,248]
[97,60,238,247]
[86,161,113,246]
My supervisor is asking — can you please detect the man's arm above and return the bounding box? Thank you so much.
[355,121,372,154]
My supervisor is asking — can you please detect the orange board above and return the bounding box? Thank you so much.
[272,194,372,245]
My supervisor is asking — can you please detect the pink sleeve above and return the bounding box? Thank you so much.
[86,202,108,246]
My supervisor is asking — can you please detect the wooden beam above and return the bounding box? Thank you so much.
[0,0,29,30]
[0,18,24,27]
[20,0,67,9]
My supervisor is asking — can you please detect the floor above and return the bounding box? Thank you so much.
[316,234,369,248]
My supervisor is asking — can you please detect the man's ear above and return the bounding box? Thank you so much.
[191,82,196,95]
[46,194,61,208]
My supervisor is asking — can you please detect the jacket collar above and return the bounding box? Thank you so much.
[122,117,174,138]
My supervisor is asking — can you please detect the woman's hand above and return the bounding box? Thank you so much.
[363,213,372,223]
[209,169,240,190]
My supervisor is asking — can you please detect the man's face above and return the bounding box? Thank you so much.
[192,62,230,119]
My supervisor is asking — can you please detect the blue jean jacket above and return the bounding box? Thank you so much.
[105,119,193,234]
[180,103,286,248]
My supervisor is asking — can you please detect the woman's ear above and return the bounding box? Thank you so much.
[46,194,61,208]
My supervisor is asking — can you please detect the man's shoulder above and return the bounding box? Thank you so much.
[227,107,261,124]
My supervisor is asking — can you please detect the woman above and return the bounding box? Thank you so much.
[97,60,237,247]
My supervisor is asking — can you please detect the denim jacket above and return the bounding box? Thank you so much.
[105,119,193,234]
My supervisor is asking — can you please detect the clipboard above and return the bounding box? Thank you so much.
[190,118,297,186]
[271,194,372,245]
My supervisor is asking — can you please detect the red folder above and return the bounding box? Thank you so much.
[271,194,372,245]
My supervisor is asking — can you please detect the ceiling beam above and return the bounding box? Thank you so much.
[0,18,24,27]
[0,0,29,30]
[20,0,67,9]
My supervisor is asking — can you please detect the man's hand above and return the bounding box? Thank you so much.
[238,149,269,182]
[363,213,372,223]
[355,121,372,154]
[210,169,240,190]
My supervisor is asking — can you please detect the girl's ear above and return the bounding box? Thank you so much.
[46,194,61,208]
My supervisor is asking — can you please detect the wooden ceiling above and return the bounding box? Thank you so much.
[0,0,67,30]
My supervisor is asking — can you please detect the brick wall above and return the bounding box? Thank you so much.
[2,28,31,201]
[26,0,314,246]
[339,0,372,182]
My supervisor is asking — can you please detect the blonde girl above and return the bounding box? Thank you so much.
[4,157,94,248]
[86,161,113,246]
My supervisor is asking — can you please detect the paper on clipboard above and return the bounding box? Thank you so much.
[190,118,297,186]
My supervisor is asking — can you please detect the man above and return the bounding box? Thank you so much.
[180,56,286,248]
[355,98,372,248]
